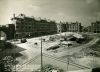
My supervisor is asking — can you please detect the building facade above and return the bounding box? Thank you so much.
[68,22,81,32]
[11,14,57,38]
[83,26,92,32]
[61,22,69,32]
[60,21,82,32]
[91,21,100,33]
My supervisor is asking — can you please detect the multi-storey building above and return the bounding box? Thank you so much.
[60,21,82,32]
[11,14,35,38]
[11,14,57,38]
[60,22,69,32]
[91,21,100,33]
[6,24,15,39]
[34,20,57,35]
[68,22,81,32]
[83,26,92,32]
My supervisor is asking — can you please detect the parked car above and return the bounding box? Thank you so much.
[21,38,27,43]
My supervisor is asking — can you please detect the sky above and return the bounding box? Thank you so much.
[0,0,100,26]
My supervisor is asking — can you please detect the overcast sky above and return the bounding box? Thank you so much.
[0,0,100,26]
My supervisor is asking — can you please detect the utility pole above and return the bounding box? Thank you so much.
[66,45,69,72]
[41,37,43,72]
[59,22,62,45]
[14,33,16,72]
[0,31,1,40]
[92,51,95,68]
[61,43,70,72]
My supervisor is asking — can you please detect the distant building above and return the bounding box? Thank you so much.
[57,23,61,33]
[6,24,15,39]
[61,22,69,32]
[68,22,81,32]
[91,21,100,33]
[87,26,92,32]
[0,24,15,40]
[60,21,82,32]
[11,14,57,38]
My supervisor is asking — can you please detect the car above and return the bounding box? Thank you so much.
[21,38,27,43]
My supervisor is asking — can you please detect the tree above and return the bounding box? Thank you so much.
[0,56,14,72]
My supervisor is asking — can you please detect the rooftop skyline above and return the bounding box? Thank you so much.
[0,0,100,26]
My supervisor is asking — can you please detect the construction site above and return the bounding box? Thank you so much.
[2,32,98,72]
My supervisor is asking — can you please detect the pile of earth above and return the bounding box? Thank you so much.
[46,33,93,51]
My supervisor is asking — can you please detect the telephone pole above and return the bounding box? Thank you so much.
[41,37,43,72]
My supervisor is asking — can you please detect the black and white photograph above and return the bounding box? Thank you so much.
[0,0,100,72]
